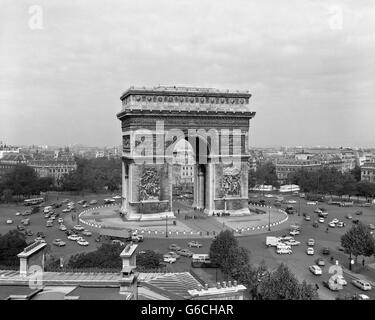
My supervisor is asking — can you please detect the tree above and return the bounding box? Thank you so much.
[209,230,238,273]
[136,250,163,270]
[250,162,279,188]
[341,222,375,264]
[350,166,361,182]
[0,230,27,266]
[1,164,39,197]
[67,243,122,269]
[257,264,318,300]
[222,246,250,279]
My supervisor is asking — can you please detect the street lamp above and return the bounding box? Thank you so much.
[268,202,271,231]
[166,214,168,238]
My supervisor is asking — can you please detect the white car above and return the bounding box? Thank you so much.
[318,218,325,223]
[264,194,274,198]
[314,208,323,213]
[82,230,92,236]
[73,225,84,231]
[59,225,67,231]
[289,230,300,236]
[6,219,13,224]
[306,247,315,255]
[112,195,121,199]
[309,265,322,275]
[68,234,80,241]
[34,237,46,243]
[62,208,71,213]
[188,241,202,248]
[287,200,297,204]
[307,239,315,246]
[58,218,64,223]
[307,201,317,205]
[163,255,177,264]
[77,239,89,246]
[82,204,90,208]
[352,279,372,291]
[285,239,300,246]
[332,218,339,224]
[337,222,344,228]
[15,212,21,216]
[276,247,292,254]
[328,222,336,228]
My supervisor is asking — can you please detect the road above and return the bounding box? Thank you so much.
[1,192,375,299]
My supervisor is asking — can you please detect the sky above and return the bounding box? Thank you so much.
[1,0,375,148]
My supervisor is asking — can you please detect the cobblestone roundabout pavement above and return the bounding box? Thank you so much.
[75,203,289,239]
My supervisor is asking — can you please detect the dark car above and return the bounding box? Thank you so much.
[322,248,330,255]
[352,219,360,224]
[25,229,33,236]
[355,210,363,216]
[17,224,25,231]
[36,232,45,238]
[65,230,74,236]
[313,221,319,228]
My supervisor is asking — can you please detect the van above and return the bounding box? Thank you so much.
[191,254,216,268]
[21,218,30,226]
[43,206,53,214]
[266,236,281,247]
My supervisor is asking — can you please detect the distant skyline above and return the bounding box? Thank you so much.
[1,1,375,147]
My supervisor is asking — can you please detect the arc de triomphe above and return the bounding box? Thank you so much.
[117,86,256,221]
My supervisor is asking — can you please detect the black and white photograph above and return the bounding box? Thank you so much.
[1,0,375,309]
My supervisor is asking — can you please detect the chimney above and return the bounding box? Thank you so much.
[216,282,221,289]
[233,280,237,287]
[222,281,227,288]
[204,283,209,290]
[228,280,232,287]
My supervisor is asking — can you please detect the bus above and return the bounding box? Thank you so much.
[191,254,217,268]
[24,197,44,206]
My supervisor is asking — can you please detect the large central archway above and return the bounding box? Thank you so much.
[117,86,256,221]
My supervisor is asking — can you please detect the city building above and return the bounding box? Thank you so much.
[361,163,375,183]
[275,159,321,184]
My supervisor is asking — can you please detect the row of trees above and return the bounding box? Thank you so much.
[0,230,28,266]
[209,230,318,299]
[60,157,121,193]
[0,165,54,201]
[0,157,122,201]
[249,162,375,199]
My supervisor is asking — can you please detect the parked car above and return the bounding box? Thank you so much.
[46,221,53,227]
[52,239,66,247]
[305,215,311,221]
[306,247,314,255]
[328,222,336,228]
[82,230,92,236]
[17,224,25,231]
[307,239,315,246]
[322,248,330,255]
[318,218,325,223]
[73,225,84,231]
[287,199,297,204]
[315,258,325,266]
[346,214,353,220]
[62,208,71,213]
[59,224,67,231]
[368,224,375,230]
[188,241,202,248]
[112,239,125,246]
[169,244,181,251]
[68,234,80,241]
[285,239,300,246]
[276,247,292,254]
[25,229,33,236]
[313,221,319,228]
[83,204,90,208]
[337,222,345,228]
[352,279,372,291]
[89,200,98,205]
[36,232,45,238]
[314,208,323,214]
[77,239,89,246]
[58,218,64,224]
[34,237,46,243]
[163,255,177,264]
[332,218,339,224]
[355,210,363,216]
[289,230,300,236]
[15,212,21,216]
[309,265,322,275]
[307,201,317,205]
[177,249,194,257]
[167,251,180,259]
[6,219,13,224]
